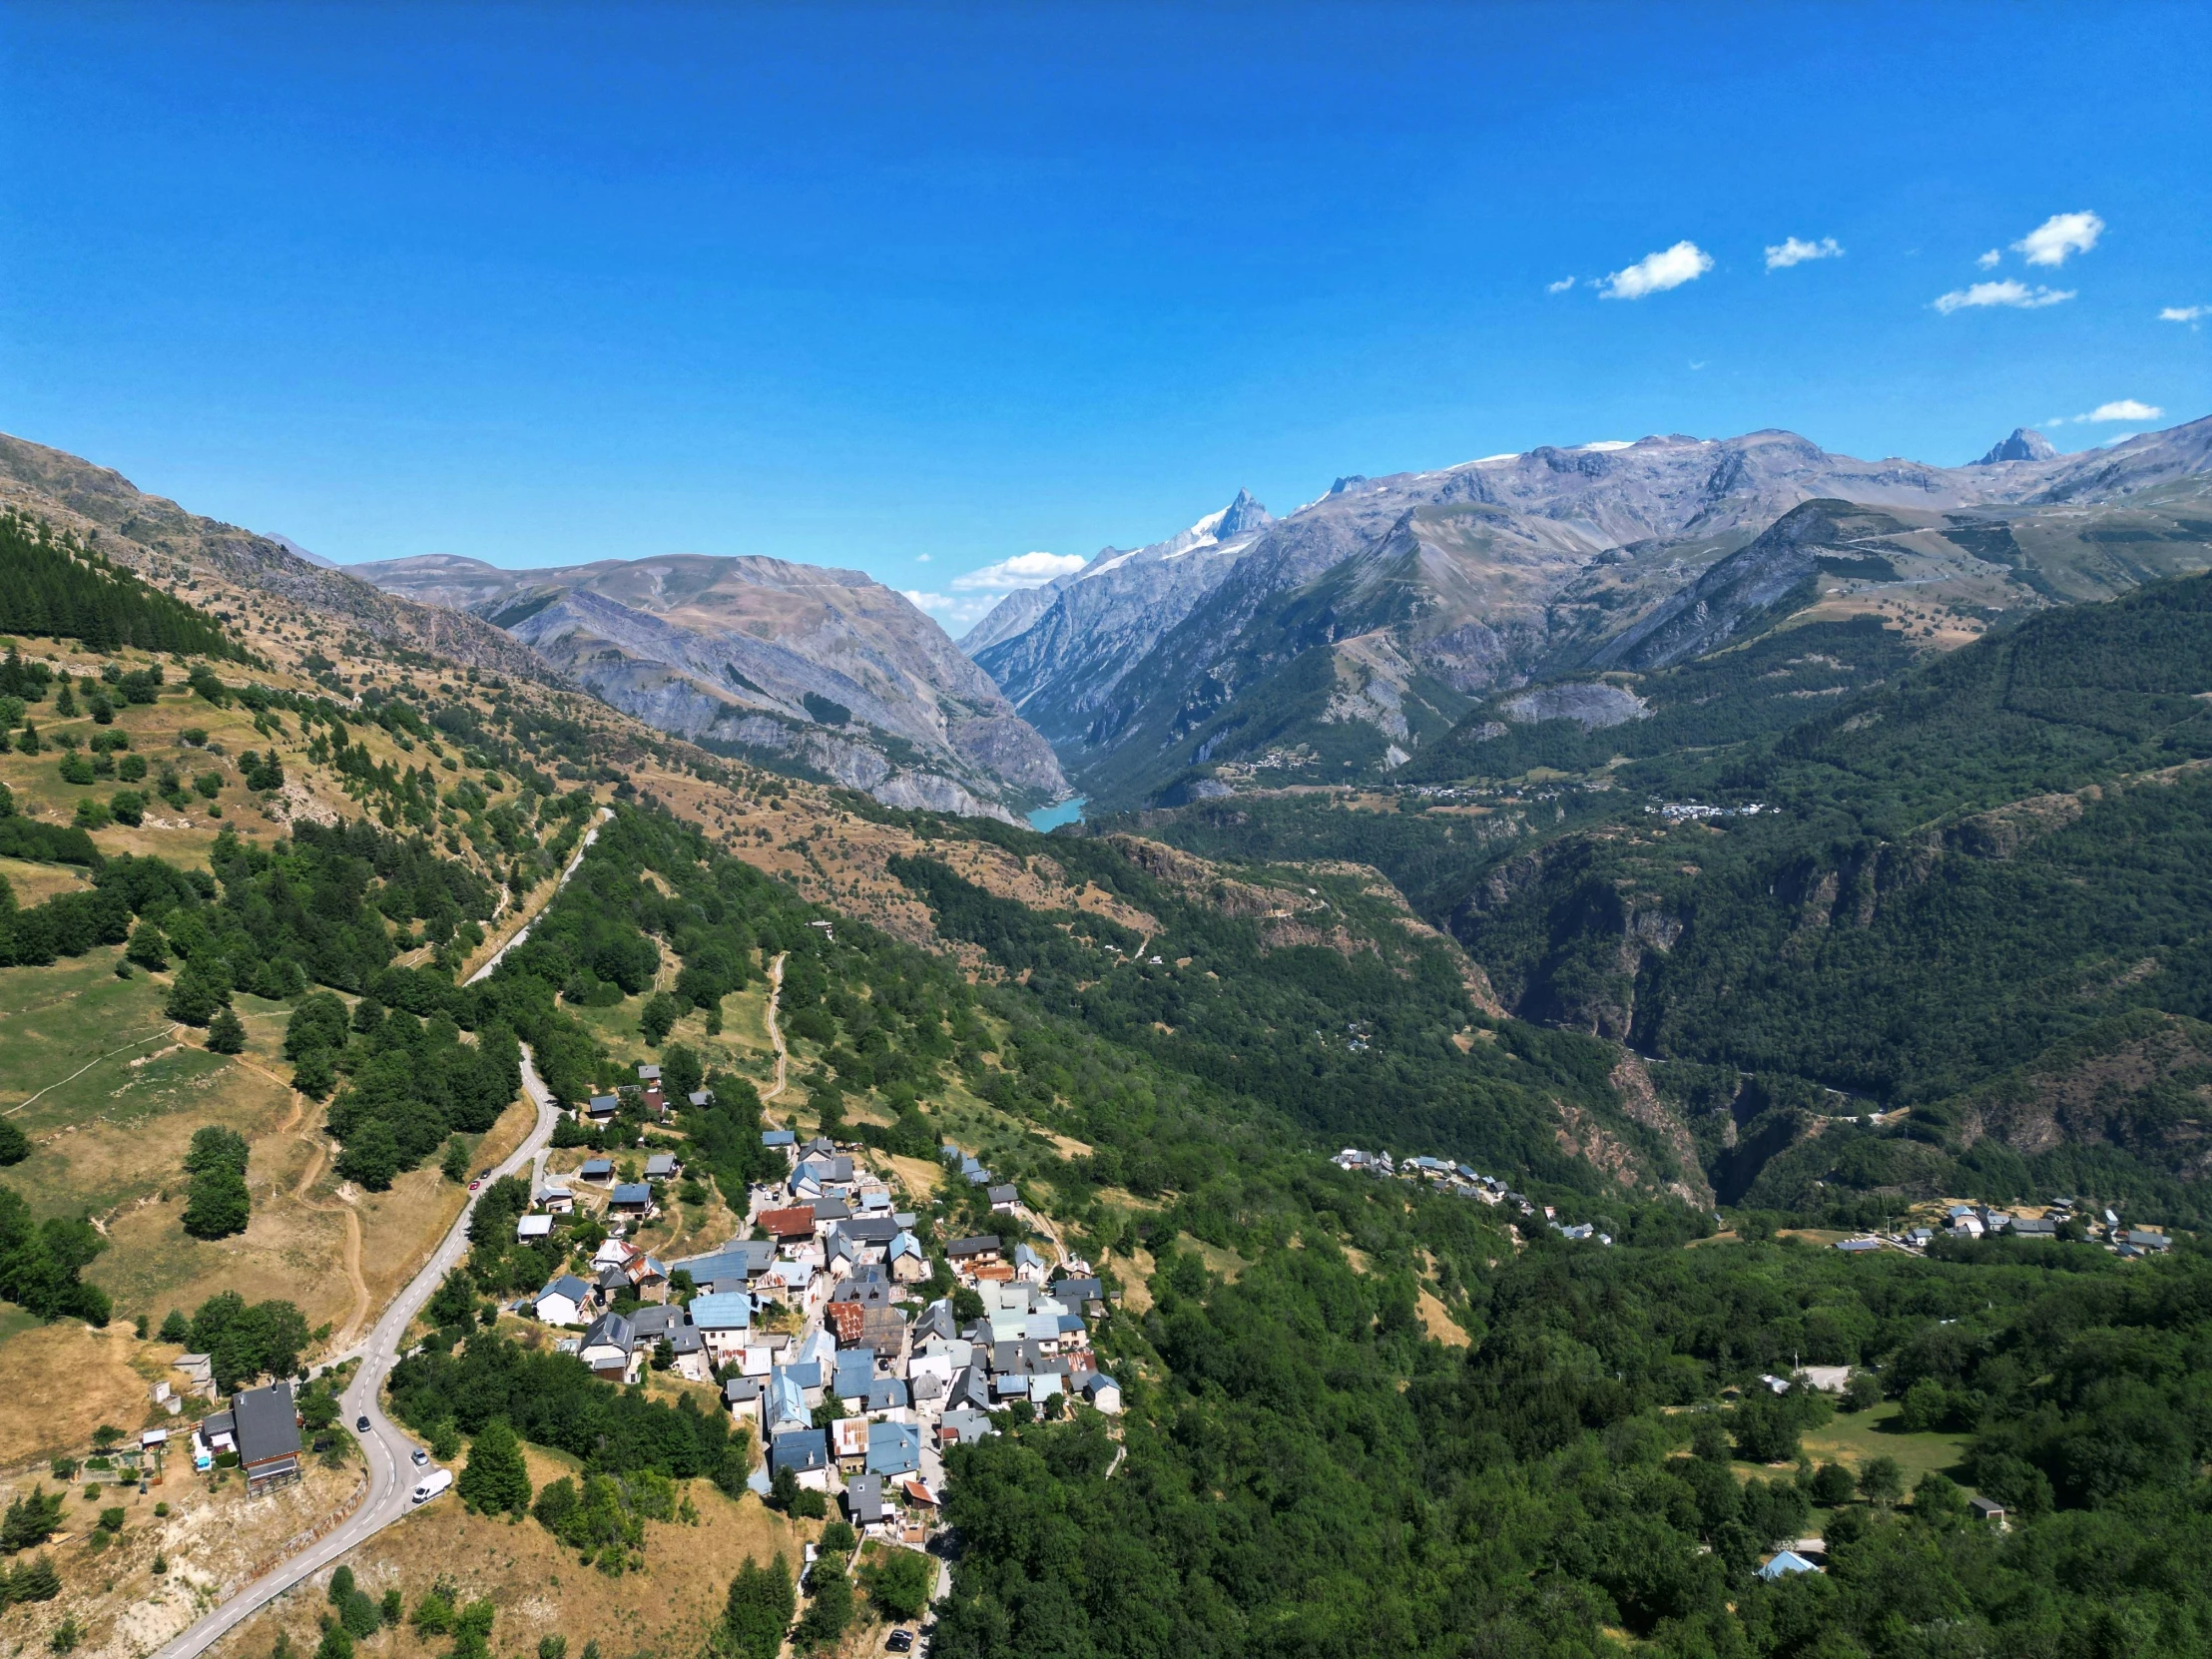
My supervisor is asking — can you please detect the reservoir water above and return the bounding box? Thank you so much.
[1026,797,1086,831]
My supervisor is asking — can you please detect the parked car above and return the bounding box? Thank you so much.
[886,1633,913,1654]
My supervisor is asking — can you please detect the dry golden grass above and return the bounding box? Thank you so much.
[220,1444,813,1659]
[0,853,94,906]
[0,1321,173,1466]
[874,1153,946,1204]
[1416,1289,1468,1348]
[0,1449,366,1658]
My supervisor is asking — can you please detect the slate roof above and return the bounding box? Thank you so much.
[644,1154,679,1179]
[830,1267,894,1307]
[233,1382,300,1466]
[939,1407,993,1445]
[579,1157,614,1178]
[946,1235,1001,1259]
[610,1182,653,1206]
[771,1428,830,1474]
[538,1274,591,1310]
[582,1311,636,1356]
[845,1472,888,1524]
[674,1241,777,1286]
[762,1129,797,1148]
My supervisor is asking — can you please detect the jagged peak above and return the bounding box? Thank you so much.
[1975,427,2058,465]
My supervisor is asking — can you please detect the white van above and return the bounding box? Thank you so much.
[410,1467,454,1505]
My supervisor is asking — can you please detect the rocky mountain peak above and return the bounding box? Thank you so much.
[1976,427,2058,465]
[1217,488,1272,537]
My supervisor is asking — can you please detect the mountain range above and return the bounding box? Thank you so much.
[347,554,1067,822]
[958,417,2212,806]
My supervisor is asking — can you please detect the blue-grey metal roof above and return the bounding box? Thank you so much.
[689,1292,753,1331]
[865,1420,921,1476]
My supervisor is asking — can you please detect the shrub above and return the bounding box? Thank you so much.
[860,1545,933,1621]
[205,1007,246,1055]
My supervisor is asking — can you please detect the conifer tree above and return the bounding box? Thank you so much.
[457,1417,531,1516]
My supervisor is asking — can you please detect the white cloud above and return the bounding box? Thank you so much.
[1598,241,1713,299]
[1546,276,1575,293]
[949,550,1086,592]
[1932,279,2075,314]
[1764,236,1842,270]
[901,590,1004,631]
[2012,210,2103,268]
[914,552,931,562]
[2083,399,2162,422]
[2160,304,2208,323]
[1976,249,2001,270]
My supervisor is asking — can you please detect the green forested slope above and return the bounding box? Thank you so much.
[0,509,240,657]
[1452,570,2212,1097]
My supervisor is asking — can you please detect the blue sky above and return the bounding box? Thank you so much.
[3,2,2207,634]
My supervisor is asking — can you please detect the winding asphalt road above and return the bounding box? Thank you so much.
[148,815,607,1659]
[148,1051,561,1659]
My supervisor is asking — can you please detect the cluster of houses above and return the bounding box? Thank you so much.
[748,1243,1118,1541]
[1332,1146,1620,1241]
[1924,1201,2172,1256]
[1333,1147,1526,1210]
[741,1141,1119,1541]
[1826,1198,2184,1259]
[509,1108,1121,1544]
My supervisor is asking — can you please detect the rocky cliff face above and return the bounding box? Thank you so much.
[352,552,1067,820]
